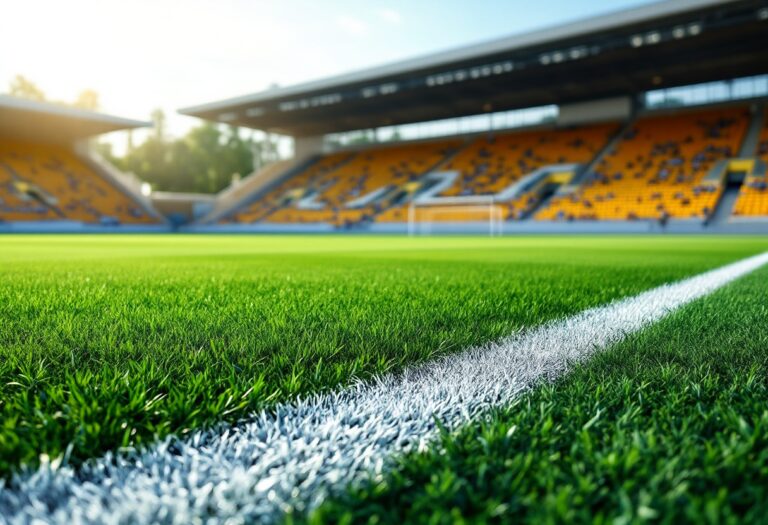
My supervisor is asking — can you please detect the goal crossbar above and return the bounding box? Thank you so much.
[407,201,505,236]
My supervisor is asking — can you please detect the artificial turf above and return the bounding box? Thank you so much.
[0,235,765,479]
[307,263,768,524]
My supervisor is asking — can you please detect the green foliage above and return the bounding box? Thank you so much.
[106,111,266,193]
[309,265,768,524]
[348,130,376,145]
[0,235,765,480]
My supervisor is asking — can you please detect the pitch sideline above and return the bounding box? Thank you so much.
[3,252,768,524]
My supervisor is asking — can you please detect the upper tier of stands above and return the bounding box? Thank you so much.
[0,140,158,224]
[732,109,768,218]
[537,108,749,221]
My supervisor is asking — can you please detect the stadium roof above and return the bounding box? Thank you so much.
[181,0,768,137]
[0,95,148,142]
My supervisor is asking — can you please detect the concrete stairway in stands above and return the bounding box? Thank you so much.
[77,146,168,224]
[739,104,765,157]
[520,191,558,220]
[709,186,741,225]
[199,156,314,224]
[567,115,635,188]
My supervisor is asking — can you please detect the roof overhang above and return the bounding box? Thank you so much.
[0,95,149,143]
[180,0,768,137]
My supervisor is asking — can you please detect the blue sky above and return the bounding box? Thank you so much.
[2,0,655,139]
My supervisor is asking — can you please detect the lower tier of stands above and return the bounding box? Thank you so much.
[0,140,158,224]
[213,104,768,228]
[221,122,617,226]
[226,140,461,226]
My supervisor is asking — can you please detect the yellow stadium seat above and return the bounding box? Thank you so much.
[537,108,750,221]
[228,141,460,226]
[732,109,768,218]
[0,140,158,224]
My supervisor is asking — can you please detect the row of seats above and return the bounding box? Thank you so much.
[537,108,749,221]
[732,109,768,217]
[224,123,615,225]
[220,105,766,226]
[733,180,768,217]
[440,124,616,197]
[2,106,766,227]
[228,153,352,224]
[0,140,157,224]
[226,141,460,226]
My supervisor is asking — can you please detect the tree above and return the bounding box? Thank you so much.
[8,75,101,111]
[387,129,403,142]
[348,129,375,145]
[9,75,46,102]
[73,90,100,111]
[151,109,166,140]
[92,141,118,163]
[108,113,263,194]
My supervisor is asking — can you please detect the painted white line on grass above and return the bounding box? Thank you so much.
[2,252,767,525]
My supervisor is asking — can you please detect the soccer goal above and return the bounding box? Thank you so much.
[407,199,505,236]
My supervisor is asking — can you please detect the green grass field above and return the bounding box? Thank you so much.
[1,234,767,522]
[309,263,768,525]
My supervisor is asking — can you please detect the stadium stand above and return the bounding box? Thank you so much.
[537,107,750,221]
[732,109,768,218]
[0,139,158,224]
[0,95,164,229]
[438,124,616,197]
[213,106,768,229]
[225,141,460,226]
[223,125,618,226]
[225,152,354,224]
[0,1,759,233]
[390,124,617,223]
[182,0,768,233]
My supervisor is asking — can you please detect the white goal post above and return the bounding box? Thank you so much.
[407,198,505,236]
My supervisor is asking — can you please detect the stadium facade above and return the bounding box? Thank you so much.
[2,0,768,233]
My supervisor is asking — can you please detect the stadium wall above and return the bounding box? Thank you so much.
[183,219,768,235]
[0,221,171,233]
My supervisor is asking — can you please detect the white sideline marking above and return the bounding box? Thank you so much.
[2,252,767,524]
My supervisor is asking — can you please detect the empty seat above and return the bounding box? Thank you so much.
[538,108,749,221]
[0,140,157,224]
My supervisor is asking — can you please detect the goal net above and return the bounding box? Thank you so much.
[407,201,505,236]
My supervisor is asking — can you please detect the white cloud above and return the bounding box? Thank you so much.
[376,8,402,25]
[335,15,369,36]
